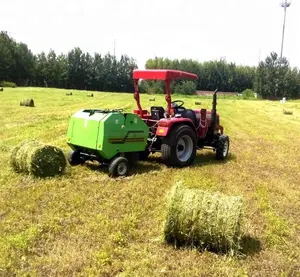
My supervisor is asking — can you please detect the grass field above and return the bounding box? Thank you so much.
[0,87,300,277]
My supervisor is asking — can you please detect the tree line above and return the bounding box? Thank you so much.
[0,31,137,92]
[144,56,300,99]
[1,31,300,98]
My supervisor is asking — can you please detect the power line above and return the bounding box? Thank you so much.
[280,0,291,59]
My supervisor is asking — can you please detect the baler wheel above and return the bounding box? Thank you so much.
[68,150,84,166]
[215,135,230,160]
[108,157,129,177]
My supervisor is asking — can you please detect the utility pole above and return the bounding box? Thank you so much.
[113,39,116,57]
[280,0,291,59]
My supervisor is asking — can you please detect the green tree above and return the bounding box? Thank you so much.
[255,52,290,99]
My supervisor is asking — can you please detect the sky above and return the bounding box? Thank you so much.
[1,0,300,69]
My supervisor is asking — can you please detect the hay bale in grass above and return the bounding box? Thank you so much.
[10,139,34,172]
[164,183,244,253]
[66,92,72,96]
[20,99,34,107]
[10,140,66,177]
[87,93,94,97]
[0,87,3,91]
[283,109,293,115]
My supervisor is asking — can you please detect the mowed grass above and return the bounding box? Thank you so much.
[0,87,300,277]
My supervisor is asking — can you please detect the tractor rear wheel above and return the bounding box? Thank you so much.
[108,157,129,177]
[215,135,230,160]
[68,150,84,166]
[161,125,196,167]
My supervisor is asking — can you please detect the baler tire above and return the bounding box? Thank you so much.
[161,125,197,167]
[108,157,129,177]
[68,150,83,166]
[216,135,230,160]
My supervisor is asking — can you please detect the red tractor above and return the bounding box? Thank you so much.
[132,69,230,167]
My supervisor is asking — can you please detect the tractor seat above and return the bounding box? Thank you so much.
[151,106,165,120]
[181,109,198,127]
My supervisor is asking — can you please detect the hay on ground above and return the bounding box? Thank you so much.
[164,183,244,253]
[20,99,34,107]
[10,140,66,177]
[66,92,72,96]
[87,93,94,97]
[0,87,3,91]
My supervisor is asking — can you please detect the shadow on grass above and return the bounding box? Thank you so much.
[239,235,262,256]
[193,152,236,167]
[165,234,261,257]
[84,161,161,176]
[147,151,236,168]
[83,151,236,176]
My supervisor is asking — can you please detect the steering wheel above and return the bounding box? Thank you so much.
[171,100,185,108]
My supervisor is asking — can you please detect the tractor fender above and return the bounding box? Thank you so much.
[156,118,196,137]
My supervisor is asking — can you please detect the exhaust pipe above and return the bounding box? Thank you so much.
[211,88,218,129]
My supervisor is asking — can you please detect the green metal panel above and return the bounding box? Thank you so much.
[67,110,109,149]
[98,113,149,159]
[67,110,149,160]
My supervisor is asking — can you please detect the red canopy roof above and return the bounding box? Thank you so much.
[133,69,198,81]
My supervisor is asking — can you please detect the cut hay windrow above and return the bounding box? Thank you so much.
[10,140,66,177]
[164,183,244,253]
[20,99,34,107]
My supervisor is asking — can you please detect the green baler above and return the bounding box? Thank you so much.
[66,109,149,177]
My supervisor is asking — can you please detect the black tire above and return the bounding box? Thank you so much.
[138,150,150,161]
[161,125,197,167]
[68,150,84,166]
[108,157,129,177]
[216,135,230,160]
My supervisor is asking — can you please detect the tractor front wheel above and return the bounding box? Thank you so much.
[108,157,129,177]
[215,135,230,160]
[161,125,197,167]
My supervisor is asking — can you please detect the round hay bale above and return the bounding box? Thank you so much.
[10,139,36,172]
[0,87,3,91]
[20,99,34,107]
[10,140,66,177]
[164,183,244,253]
